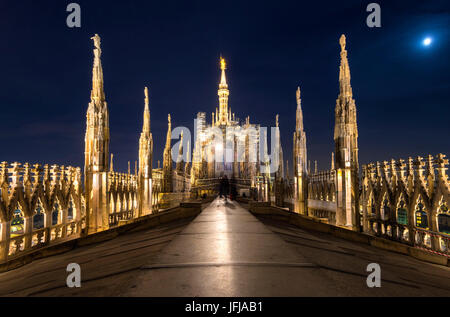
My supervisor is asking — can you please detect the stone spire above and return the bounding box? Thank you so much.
[293,86,307,175]
[293,87,308,214]
[295,86,304,132]
[334,34,358,164]
[138,86,153,215]
[218,57,230,125]
[162,114,173,192]
[85,34,110,174]
[293,89,308,176]
[333,34,360,229]
[84,34,110,233]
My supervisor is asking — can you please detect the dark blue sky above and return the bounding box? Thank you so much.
[0,0,448,173]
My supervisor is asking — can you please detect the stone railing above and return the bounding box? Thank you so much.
[361,154,449,257]
[0,162,169,265]
[0,162,85,263]
[108,171,138,226]
[307,170,336,223]
[158,192,191,210]
[308,170,336,201]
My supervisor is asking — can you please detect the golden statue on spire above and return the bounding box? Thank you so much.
[220,57,226,70]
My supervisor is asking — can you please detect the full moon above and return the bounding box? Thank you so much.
[423,37,432,46]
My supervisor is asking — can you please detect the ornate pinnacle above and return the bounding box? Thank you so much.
[110,153,114,172]
[141,87,151,134]
[330,152,334,170]
[338,34,352,99]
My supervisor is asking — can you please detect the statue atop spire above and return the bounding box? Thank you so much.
[144,86,149,110]
[339,34,346,52]
[220,56,226,70]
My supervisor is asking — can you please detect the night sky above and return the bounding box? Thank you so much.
[0,0,449,174]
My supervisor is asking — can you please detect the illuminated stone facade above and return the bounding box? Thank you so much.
[190,58,262,191]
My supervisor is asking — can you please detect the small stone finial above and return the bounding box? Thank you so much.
[296,86,301,102]
[168,114,171,124]
[331,152,335,170]
[186,140,191,162]
[339,34,346,52]
[110,153,114,171]
[275,114,279,127]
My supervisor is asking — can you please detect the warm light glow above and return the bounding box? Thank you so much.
[215,142,223,152]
